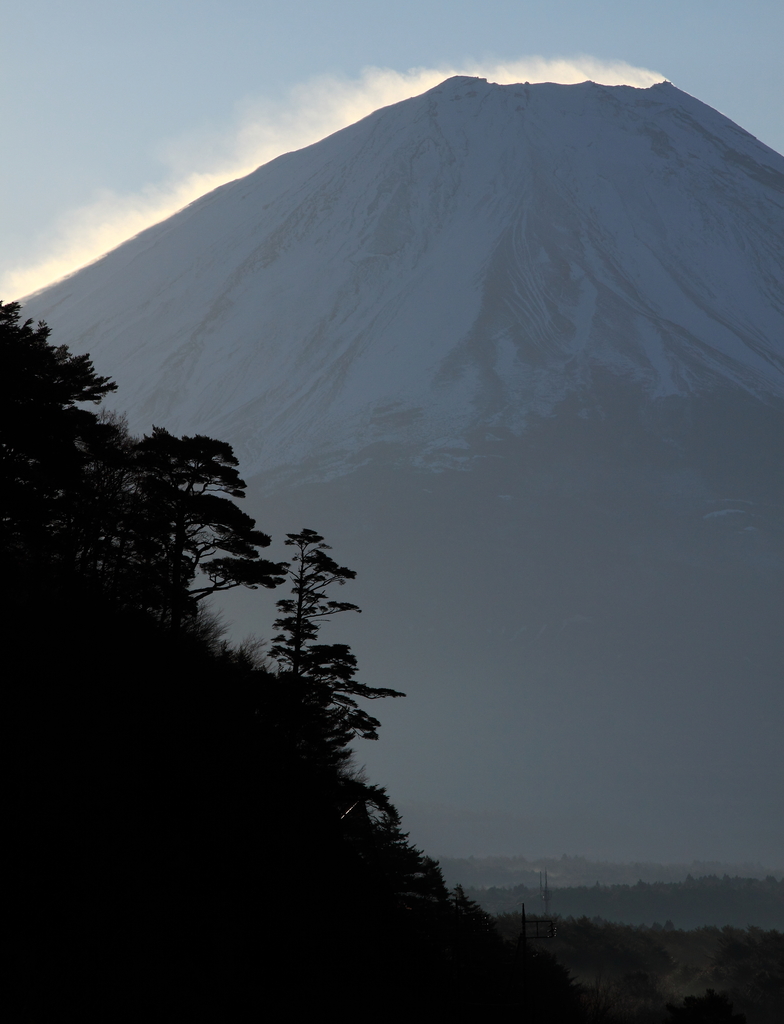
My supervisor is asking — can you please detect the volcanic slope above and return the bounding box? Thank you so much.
[24,77,784,864]
[26,76,783,473]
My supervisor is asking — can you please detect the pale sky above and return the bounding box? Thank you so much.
[2,0,782,298]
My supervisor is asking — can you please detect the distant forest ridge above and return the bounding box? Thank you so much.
[464,875,784,931]
[439,854,784,889]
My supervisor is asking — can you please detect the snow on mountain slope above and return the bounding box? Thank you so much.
[25,77,784,478]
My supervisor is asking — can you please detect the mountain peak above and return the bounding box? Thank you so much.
[24,75,784,477]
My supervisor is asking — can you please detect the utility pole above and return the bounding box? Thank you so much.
[517,901,556,1021]
[521,902,527,1023]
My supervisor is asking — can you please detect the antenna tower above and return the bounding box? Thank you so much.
[540,869,552,917]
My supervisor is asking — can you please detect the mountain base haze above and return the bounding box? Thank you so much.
[218,377,782,863]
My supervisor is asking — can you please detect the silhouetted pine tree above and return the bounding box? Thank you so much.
[270,528,404,739]
[132,426,288,630]
[1,299,117,591]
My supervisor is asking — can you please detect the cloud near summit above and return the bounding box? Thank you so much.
[7,56,663,300]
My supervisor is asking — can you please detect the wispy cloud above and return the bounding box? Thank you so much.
[7,57,663,299]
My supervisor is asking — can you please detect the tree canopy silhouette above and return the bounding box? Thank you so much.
[133,426,288,631]
[665,989,747,1023]
[1,299,117,564]
[1,298,286,629]
[270,527,404,740]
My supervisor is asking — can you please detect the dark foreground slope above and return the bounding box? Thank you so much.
[4,305,585,1021]
[9,475,587,1023]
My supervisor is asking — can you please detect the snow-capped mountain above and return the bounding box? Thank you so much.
[26,77,783,478]
[23,78,784,865]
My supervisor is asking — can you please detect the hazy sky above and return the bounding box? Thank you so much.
[2,0,782,297]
